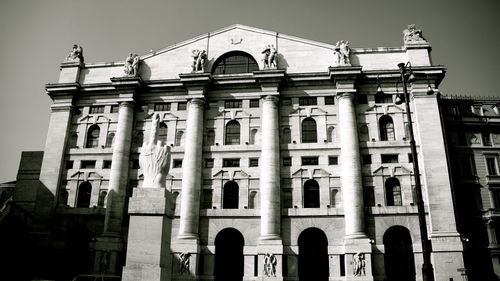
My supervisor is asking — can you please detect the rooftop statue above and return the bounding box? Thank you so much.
[192,49,207,72]
[66,44,84,63]
[403,24,427,43]
[262,44,278,69]
[333,40,351,66]
[124,53,141,77]
[139,113,171,188]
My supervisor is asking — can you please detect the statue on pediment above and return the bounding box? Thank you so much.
[66,44,84,63]
[403,24,426,43]
[192,49,207,72]
[124,53,141,77]
[333,40,350,66]
[139,113,171,188]
[262,45,278,69]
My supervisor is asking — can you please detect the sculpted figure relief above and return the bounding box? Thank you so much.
[352,252,366,276]
[263,253,277,277]
[124,53,141,77]
[179,252,191,274]
[403,24,426,43]
[333,40,351,66]
[191,49,207,72]
[139,113,171,188]
[66,44,84,62]
[262,45,278,69]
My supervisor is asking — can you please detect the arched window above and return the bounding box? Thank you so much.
[69,133,78,148]
[282,128,291,144]
[330,189,339,207]
[212,51,259,75]
[250,129,258,145]
[97,191,107,207]
[327,126,335,143]
[86,125,100,148]
[175,130,184,146]
[172,191,180,210]
[225,120,240,145]
[76,181,92,208]
[248,191,258,209]
[158,122,168,143]
[385,177,402,206]
[105,132,115,148]
[304,179,320,208]
[223,181,239,209]
[359,125,369,141]
[59,189,69,206]
[379,115,395,141]
[206,130,215,145]
[383,226,416,281]
[302,118,317,143]
[134,132,144,147]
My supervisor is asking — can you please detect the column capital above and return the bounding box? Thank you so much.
[262,95,279,103]
[254,69,285,92]
[336,91,357,99]
[188,97,206,105]
[111,76,143,101]
[118,100,136,108]
[179,72,211,97]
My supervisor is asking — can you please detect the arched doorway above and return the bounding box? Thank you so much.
[298,227,329,281]
[64,225,91,279]
[215,228,244,281]
[383,226,416,281]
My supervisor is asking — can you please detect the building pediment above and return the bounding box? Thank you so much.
[292,168,331,179]
[373,166,412,177]
[289,107,328,117]
[212,169,251,180]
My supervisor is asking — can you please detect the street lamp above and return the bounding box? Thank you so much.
[396,62,435,281]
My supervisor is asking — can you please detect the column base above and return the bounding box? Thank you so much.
[93,234,124,275]
[258,239,284,279]
[171,237,200,279]
[344,237,373,280]
[122,264,169,281]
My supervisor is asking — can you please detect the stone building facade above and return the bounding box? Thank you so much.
[441,96,500,280]
[6,25,468,280]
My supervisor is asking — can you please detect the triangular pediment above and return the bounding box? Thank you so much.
[289,107,328,116]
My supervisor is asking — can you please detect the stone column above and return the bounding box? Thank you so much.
[178,98,205,240]
[338,92,366,239]
[260,95,281,241]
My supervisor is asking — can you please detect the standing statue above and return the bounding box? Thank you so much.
[403,24,426,43]
[66,44,84,62]
[191,49,207,72]
[263,253,277,277]
[139,113,171,188]
[179,252,191,274]
[262,45,278,69]
[124,53,141,77]
[333,40,351,66]
[352,252,366,276]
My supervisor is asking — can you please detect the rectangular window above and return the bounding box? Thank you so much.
[408,153,414,163]
[89,105,105,114]
[130,159,140,169]
[204,158,214,168]
[249,99,260,108]
[154,103,171,111]
[302,156,319,166]
[201,189,213,209]
[225,100,242,108]
[177,102,187,111]
[362,154,372,165]
[249,158,259,167]
[281,98,292,106]
[173,159,183,168]
[282,188,293,208]
[459,154,476,176]
[65,160,74,169]
[324,96,335,105]
[340,254,346,276]
[110,105,119,113]
[223,158,240,167]
[103,160,112,169]
[381,154,399,163]
[375,94,393,104]
[483,133,492,146]
[364,186,375,207]
[299,97,317,106]
[357,95,368,104]
[74,107,82,115]
[81,160,96,169]
[328,156,338,165]
[283,157,292,167]
[486,157,498,175]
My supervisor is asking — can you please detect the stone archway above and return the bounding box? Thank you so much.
[298,227,329,281]
[383,225,416,281]
[214,228,244,281]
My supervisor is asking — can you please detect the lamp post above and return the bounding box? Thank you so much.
[396,62,435,281]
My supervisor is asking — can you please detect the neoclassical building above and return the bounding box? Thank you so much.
[5,24,467,281]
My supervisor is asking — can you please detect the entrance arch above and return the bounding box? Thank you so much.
[383,225,416,281]
[298,227,329,280]
[215,228,244,281]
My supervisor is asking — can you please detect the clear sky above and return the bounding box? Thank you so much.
[1,0,499,182]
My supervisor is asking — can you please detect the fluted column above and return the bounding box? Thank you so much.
[104,101,135,234]
[338,92,366,239]
[178,98,205,240]
[260,95,281,241]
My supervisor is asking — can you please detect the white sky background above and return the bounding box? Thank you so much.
[1,0,499,182]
